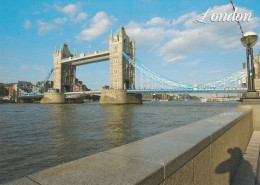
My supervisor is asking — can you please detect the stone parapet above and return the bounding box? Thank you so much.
[4,109,253,185]
[238,99,260,130]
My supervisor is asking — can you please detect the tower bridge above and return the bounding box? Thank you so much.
[17,25,260,103]
[40,25,140,104]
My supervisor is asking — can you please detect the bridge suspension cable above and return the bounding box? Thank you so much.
[18,68,53,95]
[197,69,246,89]
[123,52,190,88]
[123,52,246,90]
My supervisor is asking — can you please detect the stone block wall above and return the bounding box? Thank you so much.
[162,111,253,185]
[99,89,128,104]
[99,89,142,104]
[40,92,65,104]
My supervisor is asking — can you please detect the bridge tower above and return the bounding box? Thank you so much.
[109,25,135,90]
[100,25,142,104]
[41,43,76,103]
[53,43,75,93]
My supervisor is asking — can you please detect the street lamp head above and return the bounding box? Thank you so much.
[241,31,258,47]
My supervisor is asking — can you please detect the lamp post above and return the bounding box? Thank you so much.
[241,32,258,93]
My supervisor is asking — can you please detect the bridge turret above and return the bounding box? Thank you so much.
[119,25,126,39]
[109,29,113,43]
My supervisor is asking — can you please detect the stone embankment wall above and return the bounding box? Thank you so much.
[5,109,253,185]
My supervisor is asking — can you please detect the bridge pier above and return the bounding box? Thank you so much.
[99,89,142,105]
[40,91,65,104]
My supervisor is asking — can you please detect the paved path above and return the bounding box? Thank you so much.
[232,131,260,185]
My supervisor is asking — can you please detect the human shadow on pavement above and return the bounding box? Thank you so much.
[215,147,259,185]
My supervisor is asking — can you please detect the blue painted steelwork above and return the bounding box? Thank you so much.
[127,88,247,94]
[123,52,247,90]
[18,94,44,98]
[123,52,189,88]
[18,68,53,96]
[19,52,247,97]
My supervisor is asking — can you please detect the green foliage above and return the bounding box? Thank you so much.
[0,85,9,96]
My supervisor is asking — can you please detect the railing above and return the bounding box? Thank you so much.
[65,91,101,95]
[127,88,247,93]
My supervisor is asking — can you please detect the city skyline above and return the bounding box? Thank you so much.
[0,0,260,90]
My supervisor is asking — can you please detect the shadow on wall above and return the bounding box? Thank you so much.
[215,147,259,185]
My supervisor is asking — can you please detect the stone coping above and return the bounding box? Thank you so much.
[4,109,251,185]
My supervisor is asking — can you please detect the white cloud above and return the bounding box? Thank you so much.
[76,11,115,41]
[208,69,226,74]
[146,17,170,26]
[125,21,177,50]
[54,17,67,24]
[75,12,88,22]
[126,4,259,63]
[172,12,196,25]
[162,5,259,62]
[57,4,79,17]
[37,20,58,35]
[182,59,202,67]
[34,65,46,73]
[165,56,186,63]
[20,65,30,69]
[24,20,31,29]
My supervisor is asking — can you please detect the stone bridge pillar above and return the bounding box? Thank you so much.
[41,43,75,104]
[100,25,142,104]
[109,25,135,90]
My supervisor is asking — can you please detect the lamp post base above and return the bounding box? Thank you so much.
[244,91,259,99]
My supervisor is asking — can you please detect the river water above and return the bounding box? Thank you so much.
[0,101,239,183]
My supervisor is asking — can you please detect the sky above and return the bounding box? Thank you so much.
[0,0,260,90]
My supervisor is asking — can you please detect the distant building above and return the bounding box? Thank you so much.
[34,80,53,93]
[16,81,34,96]
[3,83,16,95]
[142,93,153,100]
[74,78,89,92]
[162,93,169,100]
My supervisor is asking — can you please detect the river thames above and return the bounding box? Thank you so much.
[0,101,239,183]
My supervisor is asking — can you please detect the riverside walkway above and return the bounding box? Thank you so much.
[232,131,260,185]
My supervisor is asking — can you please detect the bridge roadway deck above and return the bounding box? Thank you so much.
[127,89,247,93]
[61,49,109,66]
[18,88,247,98]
